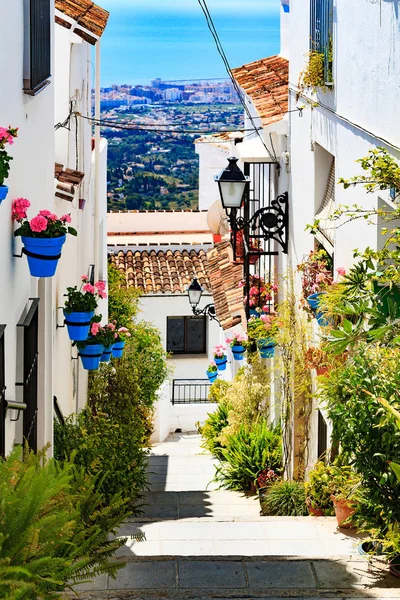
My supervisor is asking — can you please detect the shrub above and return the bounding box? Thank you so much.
[261,480,308,516]
[0,450,128,600]
[107,263,140,329]
[215,420,282,491]
[199,402,230,460]
[319,344,400,533]
[54,409,149,509]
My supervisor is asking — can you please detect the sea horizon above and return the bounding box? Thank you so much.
[98,1,280,87]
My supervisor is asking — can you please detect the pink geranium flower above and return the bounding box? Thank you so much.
[336,267,346,276]
[30,215,48,233]
[60,214,72,223]
[95,280,106,292]
[12,198,31,221]
[83,284,95,294]
[81,274,88,281]
[98,291,107,299]
[91,322,101,336]
[39,209,51,217]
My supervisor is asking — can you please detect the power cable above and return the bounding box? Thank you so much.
[196,0,279,166]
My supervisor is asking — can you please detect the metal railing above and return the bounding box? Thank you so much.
[172,379,212,405]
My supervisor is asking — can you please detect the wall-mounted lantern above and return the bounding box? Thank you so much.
[187,278,220,324]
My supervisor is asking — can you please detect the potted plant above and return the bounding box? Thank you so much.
[297,249,334,325]
[100,323,119,363]
[75,321,106,371]
[247,313,281,359]
[213,345,228,371]
[242,274,278,316]
[304,346,330,376]
[206,361,218,383]
[12,199,77,278]
[112,326,131,358]
[63,276,107,341]
[305,461,335,516]
[256,468,279,503]
[226,332,248,361]
[329,465,360,528]
[0,126,18,201]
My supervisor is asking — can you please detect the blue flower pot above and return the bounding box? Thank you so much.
[307,292,323,311]
[21,235,66,278]
[63,310,94,342]
[112,340,125,358]
[207,371,218,383]
[307,293,331,327]
[249,309,259,317]
[0,185,8,202]
[101,345,113,362]
[214,356,227,371]
[231,345,245,361]
[258,338,276,359]
[78,343,104,370]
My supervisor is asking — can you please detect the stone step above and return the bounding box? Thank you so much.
[73,557,400,598]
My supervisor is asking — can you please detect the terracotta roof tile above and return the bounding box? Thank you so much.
[206,241,245,330]
[55,0,109,41]
[109,248,211,294]
[232,55,289,127]
[54,163,85,201]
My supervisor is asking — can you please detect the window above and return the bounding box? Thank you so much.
[317,410,328,459]
[0,326,5,458]
[310,0,333,83]
[18,299,39,452]
[167,316,206,355]
[23,0,51,95]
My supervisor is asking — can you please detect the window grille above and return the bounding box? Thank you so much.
[0,326,6,458]
[17,299,39,452]
[310,0,333,83]
[167,316,206,355]
[23,0,51,95]
[172,379,212,404]
[317,410,328,459]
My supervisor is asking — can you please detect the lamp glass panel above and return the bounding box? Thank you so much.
[219,180,247,209]
[188,287,202,307]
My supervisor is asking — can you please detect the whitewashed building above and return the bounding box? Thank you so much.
[0,0,109,457]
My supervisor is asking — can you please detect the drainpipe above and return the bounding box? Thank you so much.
[94,39,101,283]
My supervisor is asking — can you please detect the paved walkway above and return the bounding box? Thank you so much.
[76,433,400,599]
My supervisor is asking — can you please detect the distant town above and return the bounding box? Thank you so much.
[100,79,243,212]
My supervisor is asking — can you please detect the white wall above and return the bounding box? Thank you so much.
[140,293,223,441]
[195,142,230,211]
[0,2,56,453]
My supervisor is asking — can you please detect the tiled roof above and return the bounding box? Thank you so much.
[55,0,109,43]
[232,55,289,127]
[206,241,244,330]
[109,248,210,294]
[54,163,85,201]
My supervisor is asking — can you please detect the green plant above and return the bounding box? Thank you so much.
[199,401,230,460]
[107,263,140,330]
[305,461,335,514]
[64,276,106,313]
[0,449,128,600]
[75,322,117,350]
[208,378,232,404]
[318,344,400,534]
[261,480,308,516]
[339,147,400,199]
[247,313,282,343]
[206,361,218,373]
[214,420,282,491]
[0,126,18,186]
[297,248,333,315]
[12,199,77,238]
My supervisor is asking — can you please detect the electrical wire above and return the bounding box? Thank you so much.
[196,0,279,166]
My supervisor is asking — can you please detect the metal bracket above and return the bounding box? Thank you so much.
[56,306,66,329]
[13,250,24,258]
[5,400,27,422]
[191,303,220,325]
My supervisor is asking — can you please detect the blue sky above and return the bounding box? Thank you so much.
[100,0,279,13]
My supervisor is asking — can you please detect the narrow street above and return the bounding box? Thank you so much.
[76,433,400,599]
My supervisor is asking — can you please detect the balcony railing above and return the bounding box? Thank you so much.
[172,379,212,405]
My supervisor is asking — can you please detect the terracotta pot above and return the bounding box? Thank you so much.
[306,497,325,516]
[331,495,355,528]
[316,366,328,376]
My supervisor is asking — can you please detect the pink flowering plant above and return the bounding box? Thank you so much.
[241,274,278,313]
[213,344,227,360]
[0,126,18,186]
[206,360,218,374]
[12,198,77,238]
[297,249,333,311]
[76,321,116,349]
[225,331,248,348]
[247,313,282,344]
[114,326,132,343]
[64,276,107,313]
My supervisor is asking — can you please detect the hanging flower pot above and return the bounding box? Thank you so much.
[257,338,276,359]
[214,356,227,371]
[207,370,218,383]
[231,344,245,361]
[12,199,77,278]
[21,235,66,278]
[78,343,104,371]
[249,309,259,317]
[101,345,113,362]
[0,185,8,202]
[63,310,94,342]
[307,292,331,327]
[112,340,126,358]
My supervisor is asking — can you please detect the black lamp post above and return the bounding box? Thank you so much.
[187,278,219,324]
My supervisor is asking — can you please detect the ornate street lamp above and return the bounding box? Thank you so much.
[215,157,250,211]
[187,278,219,324]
